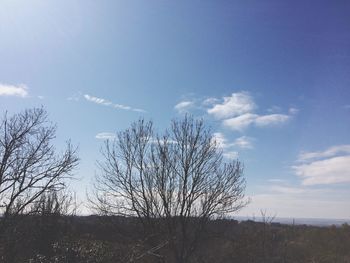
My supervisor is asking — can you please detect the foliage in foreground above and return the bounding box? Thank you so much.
[0,215,349,263]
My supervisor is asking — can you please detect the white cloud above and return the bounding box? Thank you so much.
[223,113,290,131]
[293,145,350,186]
[175,91,297,132]
[213,133,254,149]
[174,100,194,113]
[0,83,28,97]
[234,136,253,149]
[95,132,116,140]
[84,94,111,106]
[298,144,350,162]
[255,114,290,126]
[223,151,238,160]
[207,133,234,160]
[238,191,350,219]
[294,155,350,186]
[84,94,146,113]
[212,132,227,148]
[202,97,219,106]
[212,133,252,160]
[204,91,296,131]
[238,180,350,219]
[207,92,256,119]
[223,113,257,131]
[241,144,350,218]
[289,107,299,115]
[237,142,350,219]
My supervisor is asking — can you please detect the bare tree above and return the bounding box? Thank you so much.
[0,107,79,217]
[30,189,78,216]
[91,116,247,263]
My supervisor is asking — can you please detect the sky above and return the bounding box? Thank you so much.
[0,0,349,219]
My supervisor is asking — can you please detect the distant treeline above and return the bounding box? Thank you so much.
[1,215,349,263]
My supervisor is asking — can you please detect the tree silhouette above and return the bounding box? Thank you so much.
[0,107,79,217]
[91,116,247,263]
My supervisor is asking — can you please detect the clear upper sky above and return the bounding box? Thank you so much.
[0,0,349,219]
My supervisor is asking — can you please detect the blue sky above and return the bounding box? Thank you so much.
[1,0,349,219]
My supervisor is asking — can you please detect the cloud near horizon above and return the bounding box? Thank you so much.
[240,178,350,219]
[293,144,350,186]
[297,144,350,162]
[84,94,146,113]
[239,190,350,219]
[0,83,28,97]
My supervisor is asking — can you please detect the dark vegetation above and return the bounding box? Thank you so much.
[0,215,349,263]
[1,108,349,262]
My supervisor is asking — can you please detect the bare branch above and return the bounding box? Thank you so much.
[0,108,79,217]
[90,115,247,263]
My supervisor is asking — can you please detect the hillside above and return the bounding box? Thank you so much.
[1,215,349,263]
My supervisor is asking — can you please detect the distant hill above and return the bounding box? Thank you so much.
[234,216,350,226]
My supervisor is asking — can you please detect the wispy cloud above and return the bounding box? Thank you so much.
[95,132,116,140]
[0,83,28,98]
[212,132,252,160]
[67,91,82,102]
[234,136,254,149]
[293,145,350,186]
[223,113,290,131]
[174,100,194,113]
[223,113,257,131]
[294,155,350,186]
[298,144,350,162]
[223,151,239,160]
[207,92,256,119]
[288,107,299,115]
[255,114,290,126]
[84,94,111,106]
[213,132,254,150]
[202,97,219,106]
[84,94,146,113]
